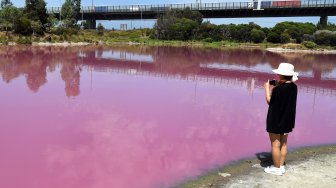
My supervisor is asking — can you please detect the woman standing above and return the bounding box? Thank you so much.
[264,63,298,176]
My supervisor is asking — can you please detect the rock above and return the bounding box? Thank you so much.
[252,164,262,168]
[218,172,231,177]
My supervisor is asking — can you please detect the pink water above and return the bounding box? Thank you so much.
[0,46,335,188]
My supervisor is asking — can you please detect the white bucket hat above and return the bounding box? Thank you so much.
[272,63,299,82]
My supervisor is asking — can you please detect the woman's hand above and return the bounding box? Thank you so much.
[264,81,270,89]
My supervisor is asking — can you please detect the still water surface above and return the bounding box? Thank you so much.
[0,46,335,188]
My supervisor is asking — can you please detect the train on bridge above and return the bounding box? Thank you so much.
[249,0,302,9]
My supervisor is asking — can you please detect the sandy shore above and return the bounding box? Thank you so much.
[266,47,336,54]
[33,42,91,46]
[180,145,336,188]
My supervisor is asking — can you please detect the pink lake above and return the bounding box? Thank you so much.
[0,46,335,188]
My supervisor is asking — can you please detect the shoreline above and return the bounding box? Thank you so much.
[266,47,336,54]
[3,41,336,54]
[178,144,336,188]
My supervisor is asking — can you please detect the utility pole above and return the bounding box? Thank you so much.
[196,0,202,9]
[60,0,62,22]
[140,10,143,29]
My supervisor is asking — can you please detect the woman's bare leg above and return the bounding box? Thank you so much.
[269,133,281,168]
[280,134,288,166]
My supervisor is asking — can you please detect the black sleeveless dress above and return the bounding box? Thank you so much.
[267,82,298,134]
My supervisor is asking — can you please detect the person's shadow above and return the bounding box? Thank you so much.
[256,152,273,167]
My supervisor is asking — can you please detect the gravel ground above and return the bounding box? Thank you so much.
[179,145,336,188]
[224,152,336,188]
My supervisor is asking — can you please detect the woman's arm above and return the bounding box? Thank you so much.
[264,81,271,105]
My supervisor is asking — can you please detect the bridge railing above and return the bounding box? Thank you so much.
[47,0,336,14]
[47,2,252,14]
[302,0,336,7]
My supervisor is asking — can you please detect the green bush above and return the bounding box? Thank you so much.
[31,20,43,35]
[228,23,262,42]
[51,27,79,36]
[97,23,104,35]
[15,16,32,35]
[313,30,336,46]
[16,36,32,44]
[62,34,69,41]
[59,35,64,41]
[202,37,213,43]
[272,21,316,43]
[280,33,291,44]
[0,35,8,44]
[267,32,281,43]
[302,41,318,49]
[250,28,266,43]
[331,34,336,46]
[303,34,314,42]
[168,18,198,41]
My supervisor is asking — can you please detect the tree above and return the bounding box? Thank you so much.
[82,21,93,29]
[15,16,32,35]
[280,33,291,44]
[271,22,316,43]
[31,20,42,35]
[250,28,266,43]
[25,0,48,34]
[313,30,336,46]
[153,8,202,40]
[97,23,104,35]
[168,18,198,41]
[267,32,281,43]
[46,14,58,30]
[24,0,50,35]
[1,0,12,8]
[197,22,216,40]
[228,23,261,42]
[0,5,20,33]
[180,7,203,25]
[318,23,336,31]
[61,0,81,28]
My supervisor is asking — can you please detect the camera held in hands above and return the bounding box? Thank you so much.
[269,79,277,86]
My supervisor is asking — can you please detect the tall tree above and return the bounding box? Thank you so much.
[1,0,12,8]
[154,8,203,40]
[25,0,48,27]
[73,0,81,15]
[61,0,81,28]
[0,5,20,34]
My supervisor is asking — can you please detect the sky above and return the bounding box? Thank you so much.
[10,0,336,29]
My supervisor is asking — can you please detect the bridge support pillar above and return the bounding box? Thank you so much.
[319,16,328,28]
[88,20,96,29]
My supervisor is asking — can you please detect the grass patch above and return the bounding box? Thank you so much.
[0,29,335,51]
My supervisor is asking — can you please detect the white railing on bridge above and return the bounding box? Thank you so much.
[47,0,336,14]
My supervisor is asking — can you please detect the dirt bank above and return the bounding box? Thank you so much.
[266,47,336,54]
[179,145,336,188]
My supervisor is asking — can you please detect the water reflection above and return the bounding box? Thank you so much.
[0,46,335,97]
[0,46,336,188]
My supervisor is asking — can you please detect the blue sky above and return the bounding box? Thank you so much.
[11,0,336,29]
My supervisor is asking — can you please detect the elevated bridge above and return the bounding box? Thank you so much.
[47,0,336,28]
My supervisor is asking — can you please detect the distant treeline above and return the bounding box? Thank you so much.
[152,8,336,47]
[0,1,336,47]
